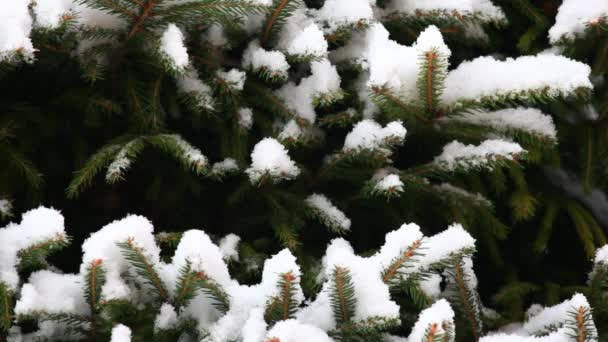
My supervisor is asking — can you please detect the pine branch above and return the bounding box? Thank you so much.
[330,266,356,326]
[128,0,157,38]
[262,0,300,46]
[118,238,170,302]
[17,233,71,271]
[84,259,106,313]
[264,272,299,324]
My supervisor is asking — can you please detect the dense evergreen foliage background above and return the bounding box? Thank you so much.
[1,0,608,340]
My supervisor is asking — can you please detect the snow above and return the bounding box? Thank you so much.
[80,214,160,300]
[0,198,13,218]
[176,69,215,110]
[415,25,452,58]
[106,141,137,182]
[0,207,67,291]
[265,320,334,342]
[595,245,608,265]
[246,138,300,184]
[548,0,608,43]
[287,23,328,58]
[416,224,476,271]
[110,324,132,342]
[442,55,593,107]
[219,234,241,262]
[433,139,525,171]
[408,299,455,342]
[237,108,254,129]
[203,249,303,341]
[154,303,179,331]
[0,0,34,62]
[277,59,341,123]
[203,25,228,47]
[14,271,89,316]
[211,158,239,176]
[314,0,374,33]
[243,41,290,80]
[278,120,304,141]
[343,120,407,152]
[306,194,351,233]
[241,308,268,342]
[32,0,73,29]
[479,330,571,342]
[386,0,506,23]
[434,183,492,207]
[160,24,189,72]
[443,107,557,141]
[217,69,247,91]
[374,174,405,194]
[169,134,208,169]
[522,293,594,336]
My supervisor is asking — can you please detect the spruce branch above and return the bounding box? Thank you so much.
[118,238,170,302]
[17,233,71,271]
[174,261,200,309]
[264,272,299,324]
[197,272,231,314]
[382,239,424,285]
[0,144,43,192]
[444,258,482,341]
[417,48,447,116]
[84,259,106,313]
[66,142,125,198]
[566,306,597,342]
[153,0,267,27]
[0,282,12,332]
[262,0,300,46]
[330,266,356,326]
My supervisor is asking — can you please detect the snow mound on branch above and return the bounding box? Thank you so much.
[80,215,160,300]
[265,320,334,342]
[433,139,524,171]
[154,303,178,331]
[0,207,66,290]
[278,7,328,58]
[0,0,34,62]
[176,69,215,110]
[343,119,406,151]
[315,0,374,33]
[219,234,241,262]
[442,55,593,106]
[386,0,506,22]
[306,194,351,233]
[217,69,247,91]
[374,174,404,194]
[246,138,300,184]
[549,0,608,43]
[238,108,254,129]
[110,324,132,342]
[277,59,341,123]
[595,245,608,265]
[522,293,594,336]
[443,107,557,141]
[14,271,89,316]
[160,24,189,71]
[243,41,290,79]
[408,299,454,342]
